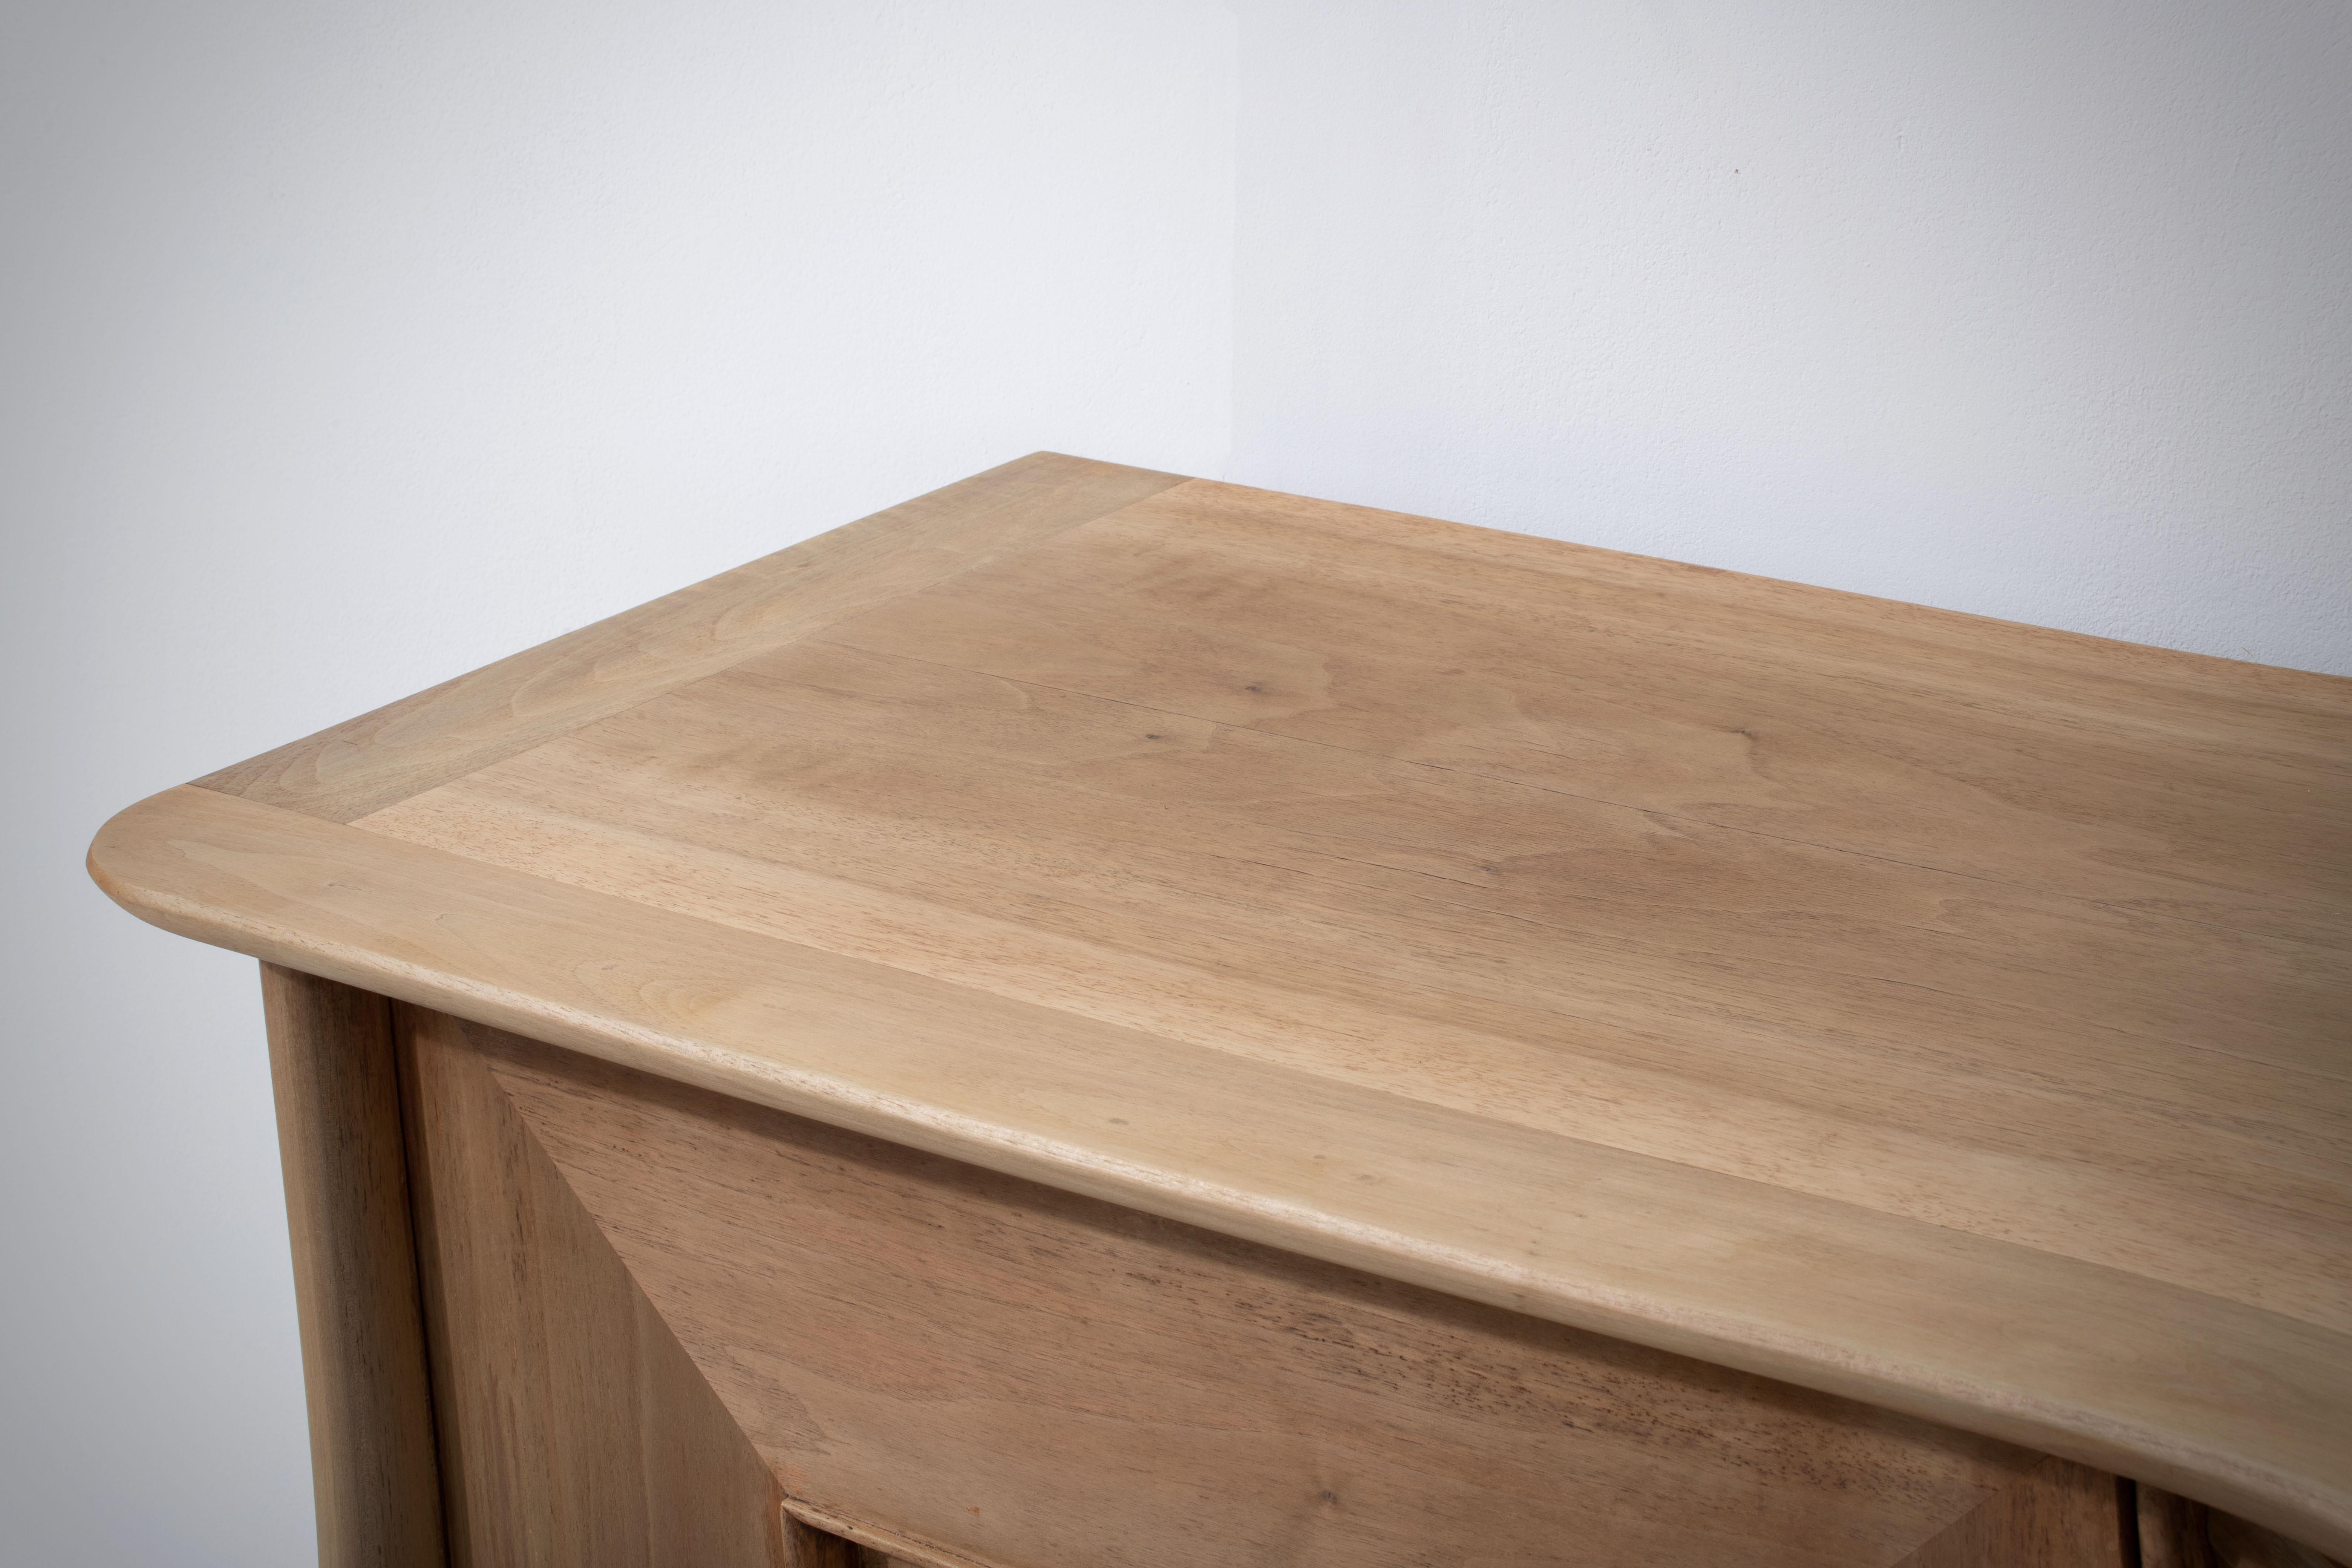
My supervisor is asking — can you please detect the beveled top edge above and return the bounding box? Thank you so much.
[87,784,2352,1561]
[1175,476,2352,703]
[191,454,2350,832]
[193,452,1190,822]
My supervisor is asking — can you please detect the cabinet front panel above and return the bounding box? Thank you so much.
[428,1009,2081,1568]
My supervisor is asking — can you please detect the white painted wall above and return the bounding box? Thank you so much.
[1,3,1231,1561]
[1232,0,2352,672]
[5,0,2345,1559]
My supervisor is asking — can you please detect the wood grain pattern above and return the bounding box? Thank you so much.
[88,461,2352,1558]
[2204,1511,2352,1568]
[398,1003,786,1568]
[195,452,1184,821]
[785,1505,980,1568]
[1892,1458,2127,1568]
[882,481,2341,942]
[257,962,445,1568]
[463,1011,2041,1568]
[2144,1485,2230,1568]
[87,782,2352,1562]
[361,632,2348,1328]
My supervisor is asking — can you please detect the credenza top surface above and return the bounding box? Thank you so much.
[89,452,2352,1556]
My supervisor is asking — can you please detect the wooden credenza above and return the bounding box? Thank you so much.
[90,455,2350,1568]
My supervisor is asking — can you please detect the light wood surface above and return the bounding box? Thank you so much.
[197,453,1185,822]
[464,1009,2042,1568]
[258,963,444,1568]
[398,1003,786,1567]
[89,458,2352,1556]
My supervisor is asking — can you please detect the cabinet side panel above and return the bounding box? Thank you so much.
[259,962,446,1568]
[395,1003,785,1568]
[459,1013,2053,1568]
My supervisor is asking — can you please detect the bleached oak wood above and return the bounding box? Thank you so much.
[195,453,1185,822]
[89,460,2352,1558]
[363,633,2346,1323]
[839,481,2343,944]
[397,1004,785,1566]
[257,964,444,1568]
[464,1010,2039,1568]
